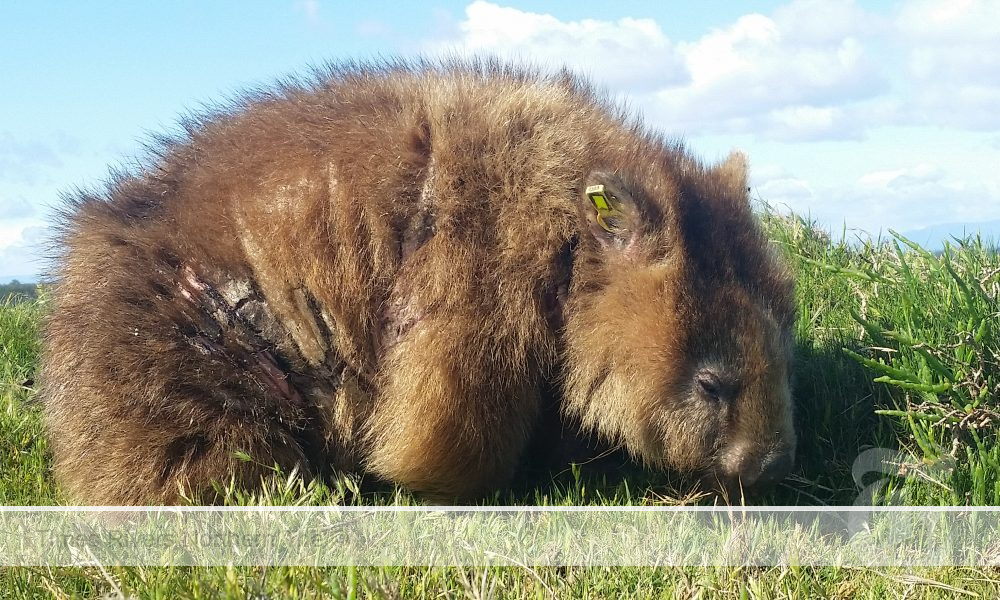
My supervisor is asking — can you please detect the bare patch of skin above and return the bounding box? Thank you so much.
[176,264,306,410]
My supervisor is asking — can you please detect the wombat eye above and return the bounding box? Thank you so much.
[695,371,724,401]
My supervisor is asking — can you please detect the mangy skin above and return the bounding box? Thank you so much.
[40,59,797,504]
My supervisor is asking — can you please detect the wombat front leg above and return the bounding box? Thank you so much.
[363,314,542,499]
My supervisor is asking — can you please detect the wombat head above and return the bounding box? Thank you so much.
[562,150,796,495]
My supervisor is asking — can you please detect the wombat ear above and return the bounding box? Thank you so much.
[714,151,750,196]
[581,170,641,249]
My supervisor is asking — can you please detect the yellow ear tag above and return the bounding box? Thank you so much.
[586,184,624,233]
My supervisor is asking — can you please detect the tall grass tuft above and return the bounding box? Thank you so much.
[0,292,57,504]
[761,204,999,505]
[842,232,999,504]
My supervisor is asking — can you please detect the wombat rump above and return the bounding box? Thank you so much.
[41,60,797,504]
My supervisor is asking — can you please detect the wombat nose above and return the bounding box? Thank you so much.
[721,446,794,490]
[753,449,794,487]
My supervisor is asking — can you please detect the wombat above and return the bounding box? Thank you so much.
[40,59,796,505]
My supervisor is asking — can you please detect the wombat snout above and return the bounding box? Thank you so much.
[714,442,796,493]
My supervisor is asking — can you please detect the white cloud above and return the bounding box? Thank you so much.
[425,1,689,92]
[896,0,1000,44]
[896,0,1000,129]
[648,7,884,137]
[754,176,816,212]
[857,164,944,190]
[771,0,884,44]
[431,1,885,140]
[428,0,1000,138]
[763,105,861,142]
[0,225,48,281]
[758,163,1000,235]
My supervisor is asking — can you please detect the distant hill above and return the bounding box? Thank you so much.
[900,219,1000,251]
[0,275,38,285]
[0,280,38,303]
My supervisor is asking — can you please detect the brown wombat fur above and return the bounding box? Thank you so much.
[40,59,797,504]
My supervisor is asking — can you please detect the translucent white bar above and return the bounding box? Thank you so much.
[1,506,998,566]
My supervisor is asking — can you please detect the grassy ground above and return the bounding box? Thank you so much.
[0,213,998,598]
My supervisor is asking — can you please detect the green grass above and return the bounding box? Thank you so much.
[0,214,998,598]
[0,294,57,507]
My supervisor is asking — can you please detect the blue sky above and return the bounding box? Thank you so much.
[2,0,999,280]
